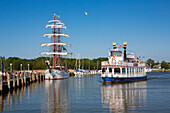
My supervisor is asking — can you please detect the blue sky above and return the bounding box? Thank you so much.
[0,0,170,62]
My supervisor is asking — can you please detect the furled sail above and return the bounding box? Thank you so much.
[46,25,67,29]
[41,43,71,47]
[40,52,72,55]
[48,20,60,23]
[43,34,69,38]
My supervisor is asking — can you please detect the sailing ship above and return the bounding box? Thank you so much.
[101,42,147,83]
[40,14,72,80]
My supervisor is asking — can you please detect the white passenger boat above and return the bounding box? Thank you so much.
[101,42,147,83]
[40,14,72,80]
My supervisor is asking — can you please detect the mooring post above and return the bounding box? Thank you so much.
[32,72,35,82]
[17,73,19,87]
[13,73,15,88]
[21,72,23,86]
[30,72,32,83]
[7,91,10,107]
[0,74,3,92]
[43,72,45,80]
[0,92,2,111]
[40,72,42,81]
[7,73,10,90]
[36,72,39,81]
[24,72,26,85]
[35,72,37,81]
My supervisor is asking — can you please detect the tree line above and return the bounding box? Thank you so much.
[0,56,108,71]
[146,58,170,69]
[1,57,169,72]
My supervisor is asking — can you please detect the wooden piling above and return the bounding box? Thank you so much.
[7,73,10,90]
[42,72,45,80]
[0,93,2,111]
[36,72,39,81]
[7,91,10,108]
[13,73,15,88]
[30,73,32,83]
[32,72,35,82]
[17,74,19,87]
[40,73,42,81]
[21,73,23,86]
[0,74,3,92]
[24,73,26,85]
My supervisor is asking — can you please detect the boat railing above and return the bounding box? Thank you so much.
[101,61,146,67]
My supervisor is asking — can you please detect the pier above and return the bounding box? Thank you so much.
[0,71,45,93]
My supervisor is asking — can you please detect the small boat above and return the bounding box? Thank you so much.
[73,55,88,76]
[40,14,72,80]
[101,42,147,83]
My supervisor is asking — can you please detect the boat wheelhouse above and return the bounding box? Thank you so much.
[101,42,147,83]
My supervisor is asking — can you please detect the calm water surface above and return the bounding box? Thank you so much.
[1,72,170,113]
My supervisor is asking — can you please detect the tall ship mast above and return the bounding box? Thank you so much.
[40,14,72,80]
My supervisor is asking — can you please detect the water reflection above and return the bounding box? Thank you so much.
[44,80,69,113]
[101,81,147,112]
[0,79,69,112]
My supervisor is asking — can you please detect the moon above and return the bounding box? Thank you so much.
[85,12,88,15]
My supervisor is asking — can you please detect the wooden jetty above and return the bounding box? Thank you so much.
[0,72,45,93]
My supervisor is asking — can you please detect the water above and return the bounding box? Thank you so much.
[1,72,170,113]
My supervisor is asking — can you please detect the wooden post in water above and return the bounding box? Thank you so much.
[21,72,23,86]
[0,74,3,92]
[13,73,15,88]
[42,72,45,81]
[35,72,38,81]
[0,93,2,111]
[24,72,26,85]
[30,72,32,83]
[7,91,10,108]
[12,89,15,105]
[7,73,10,90]
[40,73,42,81]
[36,72,39,81]
[32,72,35,82]
[17,74,19,87]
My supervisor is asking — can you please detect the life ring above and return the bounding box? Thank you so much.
[112,56,116,60]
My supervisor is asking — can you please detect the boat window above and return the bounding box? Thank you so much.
[114,68,120,74]
[111,52,113,56]
[109,68,112,73]
[116,52,122,56]
[132,68,134,72]
[122,68,125,73]
[127,68,129,73]
[113,52,116,56]
[102,68,106,73]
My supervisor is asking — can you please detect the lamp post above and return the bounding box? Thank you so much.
[10,63,12,72]
[20,64,22,71]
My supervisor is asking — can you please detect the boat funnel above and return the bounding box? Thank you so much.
[123,42,127,61]
[113,42,116,49]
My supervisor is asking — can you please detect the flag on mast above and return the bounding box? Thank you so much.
[62,46,67,51]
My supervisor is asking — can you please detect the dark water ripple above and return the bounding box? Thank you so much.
[1,72,170,113]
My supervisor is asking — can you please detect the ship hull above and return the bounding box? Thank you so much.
[45,69,69,80]
[102,75,147,83]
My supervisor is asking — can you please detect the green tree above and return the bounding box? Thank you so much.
[146,59,155,68]
[161,61,169,69]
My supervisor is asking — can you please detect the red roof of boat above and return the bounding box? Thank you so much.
[110,50,122,52]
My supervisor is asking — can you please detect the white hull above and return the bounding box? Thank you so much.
[45,69,69,80]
